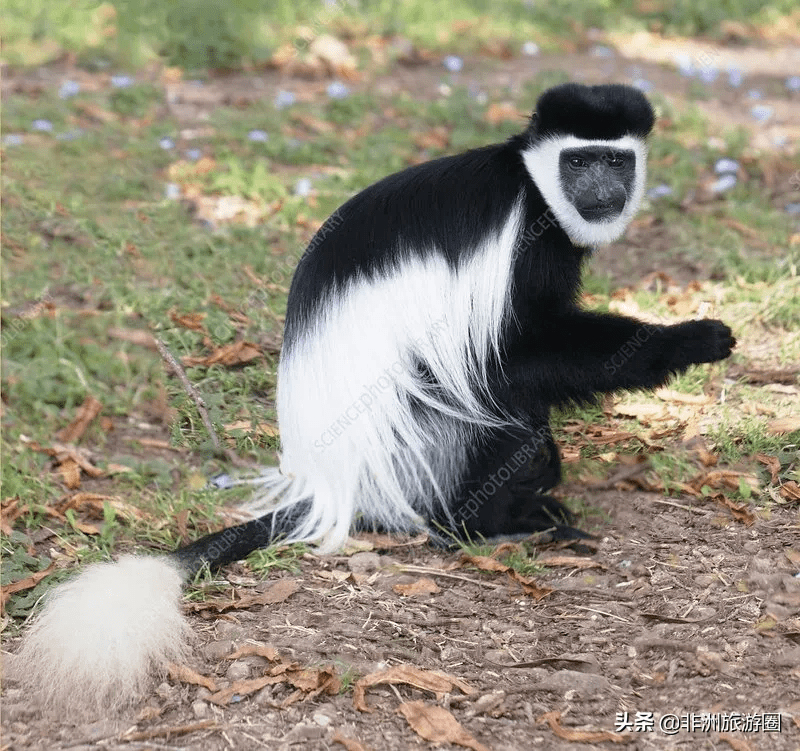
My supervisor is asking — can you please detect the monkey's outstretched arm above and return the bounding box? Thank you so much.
[501,310,735,407]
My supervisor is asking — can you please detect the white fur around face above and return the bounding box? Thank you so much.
[521,134,648,247]
[11,555,189,713]
[264,201,525,551]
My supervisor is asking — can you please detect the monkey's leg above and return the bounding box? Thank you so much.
[441,426,587,542]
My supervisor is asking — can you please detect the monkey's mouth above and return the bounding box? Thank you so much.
[577,204,622,222]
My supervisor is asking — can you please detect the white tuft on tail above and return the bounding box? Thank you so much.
[12,555,190,713]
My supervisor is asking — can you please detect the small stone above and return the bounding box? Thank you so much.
[164,183,181,200]
[226,661,251,681]
[312,712,332,727]
[348,551,382,574]
[204,639,235,661]
[31,119,53,132]
[787,76,800,93]
[185,148,202,161]
[56,129,82,141]
[192,700,209,719]
[521,41,539,57]
[247,129,269,142]
[159,137,175,150]
[632,78,653,93]
[3,134,24,146]
[785,203,800,216]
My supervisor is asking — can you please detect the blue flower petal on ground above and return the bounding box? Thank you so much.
[747,89,763,100]
[164,183,181,200]
[185,149,202,161]
[590,45,614,58]
[159,137,175,150]
[785,203,800,216]
[714,158,739,175]
[59,80,81,99]
[295,178,313,197]
[521,42,539,57]
[274,90,296,109]
[710,174,737,193]
[750,105,773,124]
[32,119,53,132]
[647,184,673,199]
[247,129,269,142]
[3,134,24,146]
[632,78,653,93]
[111,75,133,88]
[326,81,350,100]
[787,76,800,93]
[699,68,718,84]
[727,68,743,87]
[443,55,463,73]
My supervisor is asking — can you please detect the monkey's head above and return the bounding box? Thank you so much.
[521,83,655,248]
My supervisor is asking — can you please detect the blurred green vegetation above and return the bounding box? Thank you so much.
[3,0,798,70]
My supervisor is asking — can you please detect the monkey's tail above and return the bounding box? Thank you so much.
[12,469,308,714]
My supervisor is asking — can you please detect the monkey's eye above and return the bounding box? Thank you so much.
[606,156,626,168]
[568,157,587,169]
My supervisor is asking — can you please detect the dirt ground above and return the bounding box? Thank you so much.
[3,41,800,751]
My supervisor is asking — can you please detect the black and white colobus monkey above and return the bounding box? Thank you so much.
[15,83,735,710]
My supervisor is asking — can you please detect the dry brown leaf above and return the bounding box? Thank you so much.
[331,731,370,751]
[168,662,219,692]
[1,562,56,608]
[354,666,475,713]
[538,710,630,743]
[57,395,103,443]
[227,642,279,661]
[393,577,441,597]
[712,494,756,525]
[509,572,553,601]
[60,458,82,489]
[398,701,490,751]
[207,675,283,705]
[187,579,299,614]
[655,388,713,405]
[182,341,262,367]
[169,309,208,332]
[767,416,800,434]
[261,579,301,604]
[63,493,148,521]
[756,453,781,484]
[614,403,668,420]
[780,481,800,501]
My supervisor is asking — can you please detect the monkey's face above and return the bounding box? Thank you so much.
[521,134,648,248]
[559,147,635,223]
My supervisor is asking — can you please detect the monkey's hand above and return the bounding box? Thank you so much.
[664,319,736,368]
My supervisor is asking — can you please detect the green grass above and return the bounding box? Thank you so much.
[3,0,798,68]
